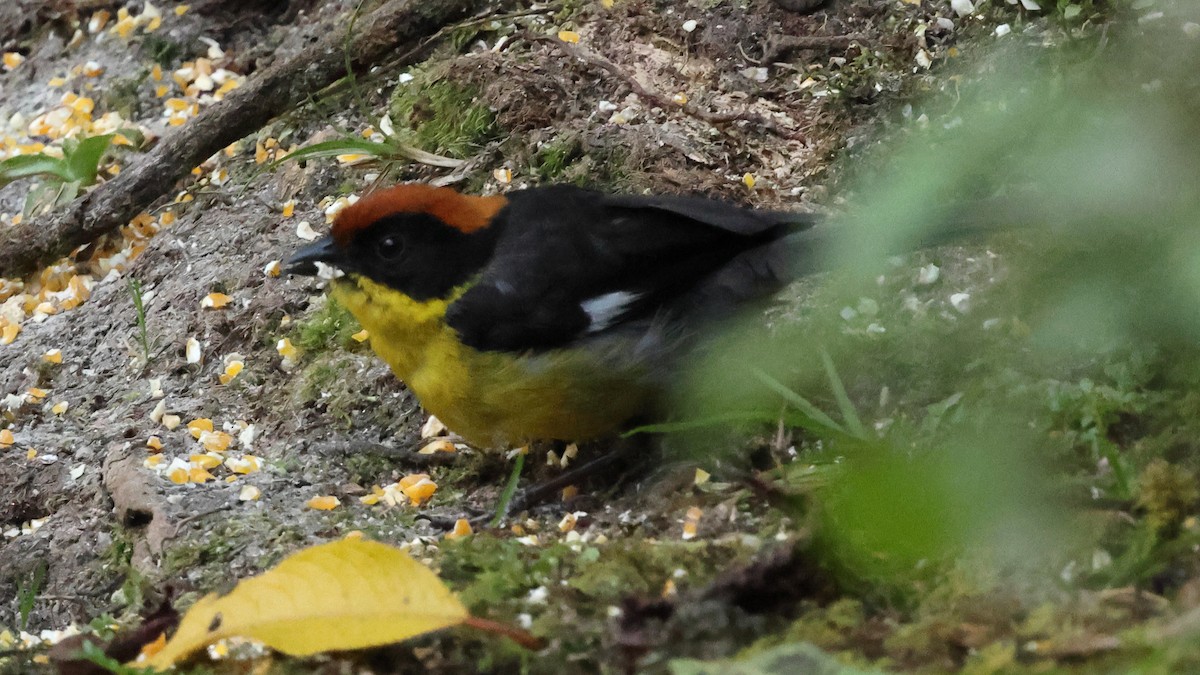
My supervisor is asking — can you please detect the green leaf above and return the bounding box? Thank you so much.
[64,133,115,185]
[0,154,73,186]
[269,137,399,168]
[753,368,847,437]
[270,136,464,169]
[821,350,867,439]
[52,180,81,208]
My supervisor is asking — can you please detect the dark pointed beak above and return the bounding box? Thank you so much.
[286,236,339,276]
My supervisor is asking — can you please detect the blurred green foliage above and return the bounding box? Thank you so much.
[671,0,1200,667]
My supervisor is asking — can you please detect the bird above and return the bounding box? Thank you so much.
[287,183,822,449]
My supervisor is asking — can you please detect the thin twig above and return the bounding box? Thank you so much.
[760,34,867,65]
[534,35,801,140]
[172,504,232,532]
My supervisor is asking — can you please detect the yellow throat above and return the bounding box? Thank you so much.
[330,276,654,447]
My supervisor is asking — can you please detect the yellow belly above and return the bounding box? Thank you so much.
[331,277,654,447]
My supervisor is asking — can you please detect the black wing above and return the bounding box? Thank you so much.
[445,185,818,352]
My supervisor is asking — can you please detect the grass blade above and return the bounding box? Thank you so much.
[753,368,846,436]
[491,451,525,527]
[821,349,868,439]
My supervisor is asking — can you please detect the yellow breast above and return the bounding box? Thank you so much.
[331,277,653,447]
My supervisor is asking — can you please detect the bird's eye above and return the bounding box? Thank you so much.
[376,235,405,260]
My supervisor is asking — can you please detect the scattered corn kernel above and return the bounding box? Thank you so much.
[399,474,437,505]
[42,349,63,364]
[307,495,341,510]
[682,506,703,540]
[0,429,14,446]
[418,439,456,455]
[2,53,25,71]
[421,415,447,438]
[218,360,244,385]
[694,468,711,485]
[558,512,578,532]
[558,30,581,43]
[162,414,181,430]
[276,338,298,361]
[742,173,756,189]
[493,168,512,184]
[189,453,222,470]
[198,430,232,453]
[281,200,296,218]
[146,436,163,451]
[1,323,19,344]
[88,10,111,33]
[201,292,232,309]
[351,329,370,343]
[444,518,473,540]
[27,388,47,402]
[561,485,579,500]
[226,455,260,474]
[238,485,261,501]
[185,337,202,364]
[186,418,214,438]
[168,466,189,484]
[263,260,282,277]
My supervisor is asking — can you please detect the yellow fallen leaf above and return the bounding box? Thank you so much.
[143,539,469,667]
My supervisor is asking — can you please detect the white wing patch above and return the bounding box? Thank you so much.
[580,291,639,333]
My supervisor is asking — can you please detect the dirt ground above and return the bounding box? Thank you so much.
[0,0,1168,672]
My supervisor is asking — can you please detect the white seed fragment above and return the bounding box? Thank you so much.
[185,337,202,364]
[295,220,319,241]
[917,263,941,285]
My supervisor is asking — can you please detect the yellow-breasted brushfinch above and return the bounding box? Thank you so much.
[287,183,819,447]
